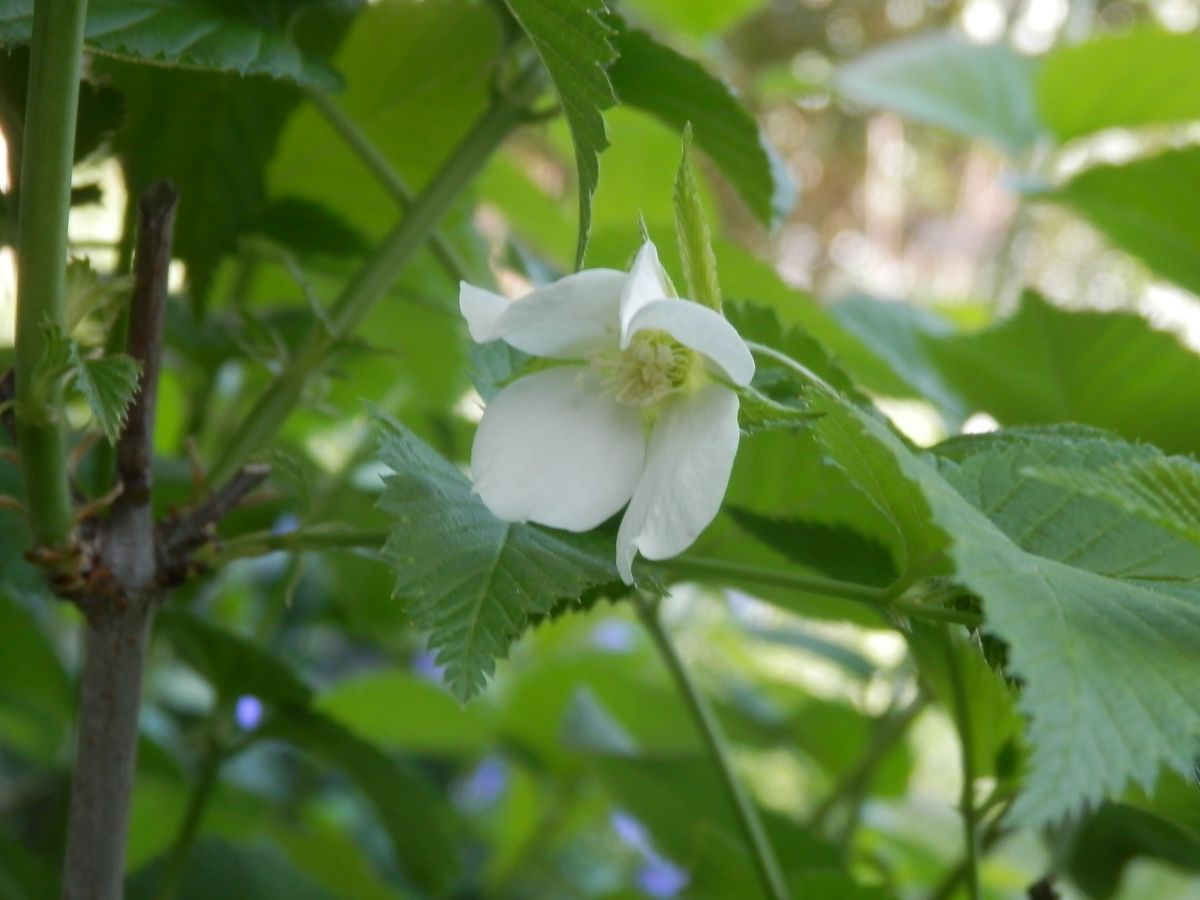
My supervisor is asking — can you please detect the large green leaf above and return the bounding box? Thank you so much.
[0,592,73,761]
[934,428,1200,599]
[504,0,617,268]
[610,20,793,226]
[834,31,1043,155]
[1031,452,1200,551]
[258,707,459,894]
[127,839,335,900]
[838,292,1200,454]
[157,609,313,707]
[102,62,298,305]
[812,397,1200,823]
[0,0,338,88]
[924,292,1200,454]
[1050,146,1200,298]
[1038,27,1200,141]
[375,413,620,701]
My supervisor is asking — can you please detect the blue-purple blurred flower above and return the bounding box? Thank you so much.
[234,695,263,731]
[456,755,508,810]
[637,857,689,898]
[411,649,447,684]
[611,809,690,898]
[591,618,637,653]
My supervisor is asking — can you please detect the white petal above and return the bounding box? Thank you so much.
[471,367,646,532]
[624,298,755,387]
[460,269,625,359]
[619,241,672,342]
[616,384,740,583]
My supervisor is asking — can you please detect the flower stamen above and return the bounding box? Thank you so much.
[590,330,694,408]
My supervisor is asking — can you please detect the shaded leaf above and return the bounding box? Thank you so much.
[924,291,1200,454]
[375,412,619,701]
[258,707,459,894]
[157,609,313,707]
[1050,146,1200,299]
[727,506,897,586]
[610,20,793,226]
[504,0,617,267]
[0,0,339,88]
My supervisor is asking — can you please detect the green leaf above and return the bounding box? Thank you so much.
[923,292,1200,454]
[673,124,721,311]
[314,668,492,757]
[1030,453,1200,551]
[934,428,1200,598]
[102,62,299,306]
[736,386,819,435]
[1066,802,1200,899]
[812,395,1200,823]
[726,507,897,587]
[834,31,1043,155]
[126,839,336,900]
[1049,146,1200,298]
[157,609,313,707]
[1038,27,1200,141]
[610,20,793,226]
[0,0,339,88]
[72,352,140,444]
[0,591,73,761]
[503,0,617,268]
[374,413,619,701]
[258,707,459,894]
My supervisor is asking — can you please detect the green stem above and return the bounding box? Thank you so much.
[808,694,927,834]
[744,340,837,395]
[655,556,981,627]
[204,65,543,489]
[634,594,791,900]
[212,526,389,563]
[13,0,89,548]
[304,88,474,285]
[152,737,224,900]
[943,630,981,900]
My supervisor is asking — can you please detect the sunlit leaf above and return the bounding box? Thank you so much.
[835,31,1043,155]
[1039,27,1200,140]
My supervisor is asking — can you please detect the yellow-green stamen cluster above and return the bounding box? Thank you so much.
[591,330,695,408]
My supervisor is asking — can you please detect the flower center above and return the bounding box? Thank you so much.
[591,330,695,407]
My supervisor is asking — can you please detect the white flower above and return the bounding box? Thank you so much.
[461,241,754,584]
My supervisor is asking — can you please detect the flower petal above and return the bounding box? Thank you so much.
[616,384,740,583]
[619,241,672,342]
[625,298,755,387]
[460,269,625,359]
[472,367,646,531]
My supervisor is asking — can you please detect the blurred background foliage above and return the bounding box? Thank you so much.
[2,0,1200,897]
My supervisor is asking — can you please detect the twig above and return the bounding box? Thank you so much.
[0,368,14,441]
[944,630,982,900]
[117,180,177,505]
[160,463,272,562]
